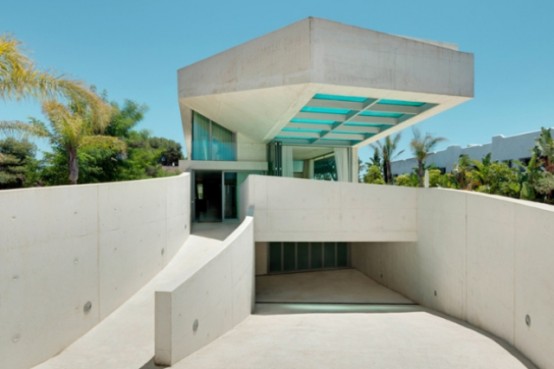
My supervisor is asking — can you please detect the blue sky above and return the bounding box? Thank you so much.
[2,0,553,161]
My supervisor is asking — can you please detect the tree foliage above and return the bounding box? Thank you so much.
[363,164,385,185]
[0,36,183,189]
[410,128,446,187]
[0,137,38,188]
[371,133,403,184]
[35,99,184,185]
[38,97,119,184]
[387,126,554,205]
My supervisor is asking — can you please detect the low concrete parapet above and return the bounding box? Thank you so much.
[241,175,417,242]
[154,217,254,366]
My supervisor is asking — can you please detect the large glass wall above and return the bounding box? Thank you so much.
[192,112,236,161]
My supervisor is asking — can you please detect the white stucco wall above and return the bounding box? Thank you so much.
[241,175,417,242]
[154,217,254,366]
[0,174,190,369]
[352,189,554,369]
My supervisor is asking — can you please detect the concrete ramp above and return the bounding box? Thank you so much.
[30,234,226,369]
[256,269,412,304]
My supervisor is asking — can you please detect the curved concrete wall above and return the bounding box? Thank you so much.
[352,189,554,369]
[154,217,254,366]
[0,174,190,369]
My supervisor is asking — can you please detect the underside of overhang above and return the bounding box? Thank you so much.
[180,83,471,149]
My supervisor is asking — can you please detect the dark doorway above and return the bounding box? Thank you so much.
[223,172,237,219]
[193,171,238,222]
[194,171,222,222]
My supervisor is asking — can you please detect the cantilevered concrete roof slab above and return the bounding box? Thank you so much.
[178,17,474,148]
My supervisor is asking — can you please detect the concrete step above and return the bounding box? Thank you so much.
[255,302,420,315]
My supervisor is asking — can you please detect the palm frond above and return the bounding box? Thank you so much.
[57,80,113,131]
[0,35,56,100]
[0,120,51,139]
[1,35,113,120]
[80,135,127,153]
[42,100,86,147]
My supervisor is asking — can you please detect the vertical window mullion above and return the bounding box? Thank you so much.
[209,119,213,160]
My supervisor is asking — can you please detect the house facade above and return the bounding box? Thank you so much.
[178,17,474,222]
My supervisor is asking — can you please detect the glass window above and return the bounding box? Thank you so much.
[311,242,323,269]
[297,242,310,270]
[314,155,337,181]
[192,113,210,160]
[267,241,350,274]
[324,242,336,268]
[283,243,296,271]
[337,242,348,267]
[192,112,236,161]
[212,122,235,160]
[269,242,282,273]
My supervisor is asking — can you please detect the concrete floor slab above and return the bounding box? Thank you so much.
[191,221,240,240]
[171,312,532,369]
[255,303,422,315]
[256,269,412,304]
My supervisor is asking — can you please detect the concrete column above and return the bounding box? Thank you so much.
[282,146,294,177]
[350,147,359,183]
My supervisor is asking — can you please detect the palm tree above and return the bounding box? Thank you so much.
[535,127,554,173]
[1,35,120,184]
[470,153,493,192]
[1,35,87,101]
[1,34,108,119]
[410,128,446,187]
[372,133,403,184]
[452,154,473,189]
[37,97,122,184]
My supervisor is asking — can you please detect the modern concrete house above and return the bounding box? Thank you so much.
[391,127,554,175]
[178,17,474,222]
[4,17,554,369]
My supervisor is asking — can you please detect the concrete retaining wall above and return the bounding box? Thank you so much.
[0,174,190,369]
[352,189,554,369]
[154,217,254,366]
[241,175,417,242]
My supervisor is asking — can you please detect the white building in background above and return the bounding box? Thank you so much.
[177,17,474,222]
[391,128,554,175]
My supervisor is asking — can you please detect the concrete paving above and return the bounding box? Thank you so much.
[30,236,535,369]
[191,221,240,240]
[171,311,533,369]
[256,269,413,304]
